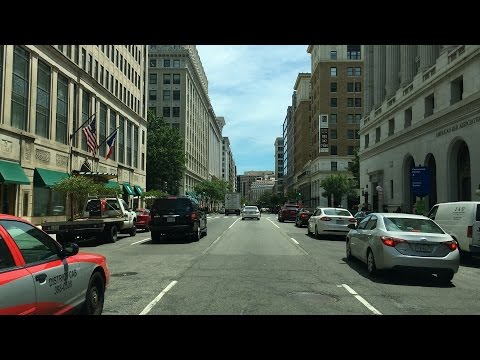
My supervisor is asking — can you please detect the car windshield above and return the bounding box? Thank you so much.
[384,217,445,234]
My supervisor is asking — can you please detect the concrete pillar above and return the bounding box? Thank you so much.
[385,45,400,98]
[400,45,416,87]
[418,45,438,72]
[364,45,374,114]
[373,45,386,108]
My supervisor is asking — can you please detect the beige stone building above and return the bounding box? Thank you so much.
[0,45,148,224]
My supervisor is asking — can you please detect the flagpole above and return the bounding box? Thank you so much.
[69,112,96,140]
[96,126,119,150]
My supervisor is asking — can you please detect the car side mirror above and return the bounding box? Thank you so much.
[61,242,79,257]
[347,223,357,230]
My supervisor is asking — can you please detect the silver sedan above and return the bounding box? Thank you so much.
[241,206,261,220]
[346,213,459,283]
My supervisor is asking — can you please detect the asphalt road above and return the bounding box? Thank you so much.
[70,214,480,315]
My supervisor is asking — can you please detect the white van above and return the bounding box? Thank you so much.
[428,201,480,256]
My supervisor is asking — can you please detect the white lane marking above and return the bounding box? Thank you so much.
[339,284,382,315]
[290,237,299,245]
[131,237,151,245]
[202,218,240,254]
[267,218,280,228]
[229,218,240,229]
[140,280,178,315]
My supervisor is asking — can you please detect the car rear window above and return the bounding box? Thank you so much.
[284,207,298,211]
[384,217,445,234]
[244,206,258,211]
[152,198,193,212]
[323,209,351,216]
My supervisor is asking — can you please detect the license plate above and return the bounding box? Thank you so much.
[415,244,430,252]
[167,217,175,223]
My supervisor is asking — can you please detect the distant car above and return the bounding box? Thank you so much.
[278,204,299,222]
[346,213,460,282]
[295,207,314,227]
[135,208,151,231]
[307,207,356,238]
[52,205,65,215]
[0,214,109,315]
[241,206,261,220]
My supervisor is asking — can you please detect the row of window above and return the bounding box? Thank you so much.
[329,46,361,60]
[150,58,181,68]
[328,145,359,156]
[330,98,362,107]
[330,82,362,93]
[330,67,362,77]
[328,129,361,140]
[149,73,181,85]
[149,90,181,101]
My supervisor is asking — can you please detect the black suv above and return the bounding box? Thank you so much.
[149,196,207,242]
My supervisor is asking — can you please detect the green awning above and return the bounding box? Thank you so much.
[0,160,30,185]
[34,168,69,187]
[123,183,135,196]
[134,185,143,196]
[106,181,120,189]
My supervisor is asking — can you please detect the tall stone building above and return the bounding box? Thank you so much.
[222,136,236,192]
[147,45,222,195]
[282,104,294,195]
[307,45,364,208]
[0,45,148,224]
[238,170,275,203]
[274,137,284,197]
[360,45,480,213]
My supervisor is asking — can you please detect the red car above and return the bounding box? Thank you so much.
[135,208,151,231]
[0,214,109,315]
[278,204,300,222]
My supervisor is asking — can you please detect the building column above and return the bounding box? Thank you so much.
[418,45,438,72]
[385,45,400,99]
[373,45,386,109]
[364,45,374,114]
[400,45,416,87]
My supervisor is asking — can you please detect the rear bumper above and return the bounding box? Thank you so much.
[242,214,260,219]
[380,247,460,273]
[150,224,195,235]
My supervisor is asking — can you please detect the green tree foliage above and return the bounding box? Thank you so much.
[347,147,360,188]
[146,111,186,195]
[194,178,231,209]
[143,189,168,208]
[320,174,355,206]
[52,176,119,220]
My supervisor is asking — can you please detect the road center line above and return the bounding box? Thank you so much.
[267,218,280,228]
[290,237,299,245]
[202,218,240,254]
[339,284,382,315]
[229,218,240,229]
[139,280,178,315]
[131,237,151,245]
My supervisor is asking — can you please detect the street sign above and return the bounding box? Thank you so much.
[411,166,430,197]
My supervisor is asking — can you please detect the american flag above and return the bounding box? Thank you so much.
[83,117,97,154]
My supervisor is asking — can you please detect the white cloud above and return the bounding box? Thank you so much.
[197,45,310,175]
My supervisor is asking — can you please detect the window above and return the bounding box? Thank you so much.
[355,130,360,139]
[163,74,171,84]
[330,98,337,107]
[11,46,30,131]
[109,110,116,161]
[347,67,362,76]
[56,75,68,144]
[115,49,119,67]
[120,55,123,71]
[330,114,337,124]
[172,107,180,117]
[118,116,125,163]
[99,103,107,157]
[331,161,337,171]
[0,46,3,114]
[142,130,145,145]
[347,98,362,107]
[425,93,434,117]
[347,129,355,139]
[74,45,79,64]
[36,61,51,139]
[375,126,381,143]
[81,91,90,151]
[331,145,337,155]
[134,126,138,168]
[451,76,463,105]
[22,192,29,217]
[33,185,66,218]
[88,54,92,75]
[330,82,337,92]
[347,82,361,92]
[115,79,119,97]
[365,134,369,148]
[141,153,145,171]
[149,73,157,84]
[330,50,337,60]
[347,45,361,60]
[126,121,132,166]
[99,65,104,85]
[348,146,355,155]
[330,67,337,76]
[330,129,337,139]
[163,90,171,100]
[388,118,395,136]
[404,107,412,128]
[173,90,180,101]
[163,107,170,117]
[164,59,170,67]
[173,59,180,67]
[149,90,156,101]
[173,74,180,84]
[81,48,86,69]
[94,60,98,80]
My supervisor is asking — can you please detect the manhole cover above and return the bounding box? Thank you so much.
[287,292,338,303]
[110,272,138,277]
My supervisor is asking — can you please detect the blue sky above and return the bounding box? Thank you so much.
[196,45,311,176]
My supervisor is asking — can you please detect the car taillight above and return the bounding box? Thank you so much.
[191,212,197,221]
[319,217,331,221]
[381,236,406,247]
[467,226,472,238]
[301,214,308,218]
[348,218,357,223]
[443,240,457,251]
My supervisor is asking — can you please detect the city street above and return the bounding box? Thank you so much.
[68,214,480,315]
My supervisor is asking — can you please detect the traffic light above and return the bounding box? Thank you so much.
[298,192,302,197]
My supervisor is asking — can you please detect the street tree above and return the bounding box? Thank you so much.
[347,147,360,188]
[320,174,355,206]
[146,111,185,195]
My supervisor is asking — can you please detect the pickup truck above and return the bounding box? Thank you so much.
[42,197,137,244]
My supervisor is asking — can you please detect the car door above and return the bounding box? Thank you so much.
[308,209,320,233]
[359,215,377,262]
[350,215,370,258]
[0,219,80,315]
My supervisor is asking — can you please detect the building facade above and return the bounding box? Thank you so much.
[307,45,364,208]
[274,137,284,197]
[282,104,294,195]
[222,136,236,191]
[360,45,480,213]
[238,170,275,203]
[0,45,148,224]
[148,45,220,195]
[250,178,276,203]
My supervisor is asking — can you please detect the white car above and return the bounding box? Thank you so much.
[241,206,261,220]
[307,207,356,238]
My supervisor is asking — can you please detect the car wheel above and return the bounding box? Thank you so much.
[105,226,118,243]
[315,226,319,239]
[437,270,454,283]
[151,231,162,243]
[129,224,137,236]
[346,239,352,260]
[192,226,201,242]
[144,225,150,232]
[307,224,312,235]
[82,272,105,315]
[242,217,245,220]
[367,249,377,276]
[202,227,208,237]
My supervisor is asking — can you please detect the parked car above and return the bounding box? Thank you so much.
[307,207,356,238]
[346,213,460,282]
[295,207,314,227]
[278,204,299,222]
[135,208,151,231]
[149,196,207,242]
[428,201,480,257]
[0,214,109,315]
[241,205,261,220]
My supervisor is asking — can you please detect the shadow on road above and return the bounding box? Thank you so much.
[307,233,347,242]
[459,255,480,269]
[142,235,200,245]
[73,234,131,248]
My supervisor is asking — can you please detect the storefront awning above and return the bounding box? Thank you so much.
[34,168,69,187]
[0,160,30,185]
[134,185,143,196]
[123,183,135,196]
[106,181,120,189]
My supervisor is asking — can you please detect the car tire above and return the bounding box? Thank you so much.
[242,217,245,220]
[257,217,260,220]
[82,272,105,315]
[192,226,201,242]
[294,220,298,227]
[145,225,150,232]
[151,231,162,243]
[346,239,352,261]
[202,227,208,237]
[105,225,118,243]
[367,249,377,276]
[315,226,320,239]
[307,225,312,236]
[129,224,137,237]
